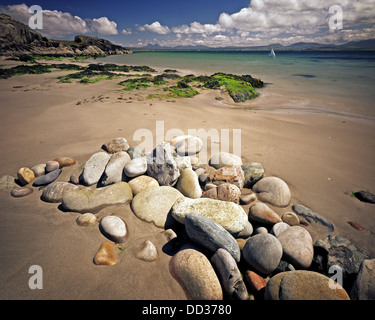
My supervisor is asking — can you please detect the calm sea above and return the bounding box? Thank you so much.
[98,50,375,120]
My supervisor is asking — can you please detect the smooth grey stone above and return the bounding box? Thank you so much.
[211,248,248,300]
[292,204,334,232]
[242,233,283,274]
[185,212,241,263]
[33,169,62,186]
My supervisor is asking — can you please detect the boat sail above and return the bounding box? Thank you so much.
[269,48,276,58]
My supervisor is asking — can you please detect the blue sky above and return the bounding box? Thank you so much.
[1,1,374,47]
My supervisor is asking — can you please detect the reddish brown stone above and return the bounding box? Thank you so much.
[54,157,77,168]
[207,165,244,189]
[244,270,267,293]
[217,183,241,204]
[11,187,33,197]
[202,187,217,200]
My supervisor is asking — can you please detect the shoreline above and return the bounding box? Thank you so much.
[0,57,374,299]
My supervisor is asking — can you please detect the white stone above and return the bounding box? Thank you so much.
[100,216,127,243]
[124,157,147,178]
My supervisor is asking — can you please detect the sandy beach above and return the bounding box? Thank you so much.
[0,58,374,300]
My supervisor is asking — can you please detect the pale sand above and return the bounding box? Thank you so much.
[0,60,374,299]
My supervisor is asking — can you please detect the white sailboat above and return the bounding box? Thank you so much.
[269,48,276,58]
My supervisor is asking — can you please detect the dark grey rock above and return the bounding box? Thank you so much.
[313,234,370,292]
[211,248,248,300]
[147,142,180,186]
[185,212,241,262]
[33,169,62,186]
[354,191,375,204]
[351,259,375,300]
[292,204,334,232]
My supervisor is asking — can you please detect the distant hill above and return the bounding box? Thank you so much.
[131,39,375,52]
[0,13,131,56]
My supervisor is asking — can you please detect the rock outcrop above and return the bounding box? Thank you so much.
[0,14,131,56]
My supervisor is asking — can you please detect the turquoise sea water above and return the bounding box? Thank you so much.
[98,51,375,120]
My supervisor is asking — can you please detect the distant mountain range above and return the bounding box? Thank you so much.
[131,39,375,52]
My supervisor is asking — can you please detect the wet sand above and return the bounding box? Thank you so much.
[0,58,374,299]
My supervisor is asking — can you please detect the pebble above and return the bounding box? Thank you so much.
[101,151,130,186]
[76,213,98,226]
[204,183,217,191]
[45,160,60,173]
[147,142,180,186]
[194,167,205,177]
[136,240,158,262]
[270,222,290,237]
[277,226,314,269]
[124,157,147,178]
[242,162,264,188]
[254,226,268,235]
[128,175,159,195]
[69,173,80,185]
[82,152,110,186]
[174,135,203,156]
[244,270,267,294]
[208,165,245,190]
[265,270,350,300]
[292,204,334,232]
[30,164,46,178]
[131,186,184,228]
[252,176,291,207]
[313,234,370,284]
[171,197,248,234]
[211,248,248,300]
[33,169,62,186]
[41,181,79,203]
[249,202,282,225]
[351,259,375,300]
[234,221,253,238]
[62,182,133,213]
[202,187,217,200]
[126,146,144,159]
[209,152,243,169]
[11,186,33,197]
[17,167,35,186]
[53,157,76,168]
[217,183,241,204]
[242,233,283,275]
[169,248,223,300]
[240,193,257,205]
[102,137,130,153]
[94,241,118,266]
[100,215,128,243]
[281,212,300,226]
[185,212,241,262]
[0,175,18,191]
[176,168,202,199]
[354,191,375,204]
[174,156,192,172]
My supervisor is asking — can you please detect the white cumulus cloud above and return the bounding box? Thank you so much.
[0,3,119,38]
[138,21,171,34]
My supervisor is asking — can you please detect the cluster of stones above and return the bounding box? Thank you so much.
[1,135,374,300]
